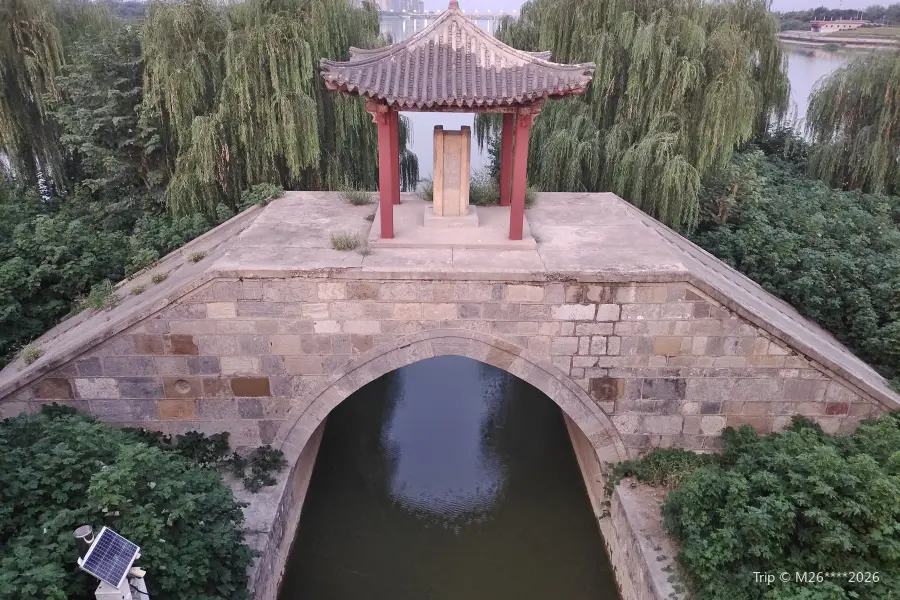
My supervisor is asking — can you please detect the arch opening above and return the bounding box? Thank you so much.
[276,353,621,599]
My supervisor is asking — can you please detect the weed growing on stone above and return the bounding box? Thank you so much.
[341,186,373,206]
[19,345,43,365]
[131,284,146,295]
[188,251,206,263]
[150,272,168,284]
[76,279,119,312]
[331,231,361,251]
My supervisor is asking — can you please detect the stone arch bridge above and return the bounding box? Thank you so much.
[1,192,897,598]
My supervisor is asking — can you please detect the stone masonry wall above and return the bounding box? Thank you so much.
[1,277,888,455]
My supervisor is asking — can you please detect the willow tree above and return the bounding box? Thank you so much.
[477,0,788,231]
[142,0,417,217]
[806,53,900,197]
[0,0,64,186]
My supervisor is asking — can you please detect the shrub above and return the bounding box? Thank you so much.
[18,345,43,365]
[131,284,146,295]
[188,250,206,263]
[75,280,119,312]
[341,186,373,206]
[662,415,900,600]
[694,150,900,388]
[0,408,255,600]
[238,183,283,209]
[330,231,361,251]
[150,272,168,284]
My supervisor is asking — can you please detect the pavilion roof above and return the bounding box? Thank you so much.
[320,1,594,110]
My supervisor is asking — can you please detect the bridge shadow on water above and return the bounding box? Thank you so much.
[277,355,620,600]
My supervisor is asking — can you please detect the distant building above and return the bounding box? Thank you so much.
[375,0,425,11]
[810,20,868,33]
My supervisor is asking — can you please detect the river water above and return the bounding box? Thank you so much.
[278,356,618,599]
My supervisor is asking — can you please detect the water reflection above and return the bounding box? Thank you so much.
[279,356,618,600]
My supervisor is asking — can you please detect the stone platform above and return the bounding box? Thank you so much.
[368,195,537,249]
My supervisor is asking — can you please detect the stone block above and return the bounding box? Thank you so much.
[573,356,598,368]
[732,378,781,401]
[527,336,551,355]
[767,342,790,356]
[197,399,239,419]
[300,335,333,354]
[73,378,118,399]
[564,285,584,303]
[207,302,237,319]
[551,337,579,355]
[700,415,726,435]
[236,335,269,354]
[259,355,284,375]
[458,303,482,319]
[782,379,825,402]
[595,304,620,322]
[682,415,701,434]
[318,282,346,300]
[825,402,849,416]
[230,377,271,397]
[557,303,600,322]
[132,334,165,355]
[75,358,104,376]
[269,336,303,355]
[518,304,550,320]
[94,337,136,356]
[723,336,756,356]
[453,283,495,301]
[543,283,565,303]
[201,377,233,398]
[620,304,660,321]
[187,356,220,375]
[285,356,325,375]
[642,415,683,434]
[143,320,170,334]
[347,281,380,300]
[237,301,284,317]
[221,356,259,375]
[577,336,591,355]
[154,356,189,376]
[482,303,518,320]
[507,285,543,302]
[212,281,242,301]
[700,401,722,414]
[117,378,164,399]
[653,336,683,356]
[158,398,197,420]
[161,304,207,320]
[559,322,575,335]
[607,336,621,356]
[163,377,202,399]
[197,335,238,355]
[423,303,457,319]
[486,347,517,369]
[312,320,340,334]
[393,303,422,319]
[165,334,199,355]
[590,336,607,355]
[590,377,622,403]
[726,415,774,433]
[681,401,700,415]
[661,303,693,319]
[90,400,137,422]
[168,320,216,335]
[641,378,686,400]
[551,356,571,373]
[380,282,418,301]
[574,323,613,336]
[103,356,157,376]
[238,398,264,419]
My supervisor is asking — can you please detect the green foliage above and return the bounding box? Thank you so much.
[238,183,283,209]
[662,415,900,600]
[0,408,254,600]
[330,230,361,251]
[141,0,417,215]
[806,53,900,196]
[341,186,373,206]
[122,427,287,490]
[692,148,900,386]
[604,448,718,495]
[18,345,43,365]
[477,0,789,231]
[75,279,119,312]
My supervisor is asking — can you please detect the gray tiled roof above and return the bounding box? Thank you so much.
[320,5,594,109]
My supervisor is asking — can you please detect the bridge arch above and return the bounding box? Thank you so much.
[273,329,627,467]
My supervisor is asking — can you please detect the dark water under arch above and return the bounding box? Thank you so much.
[277,355,620,600]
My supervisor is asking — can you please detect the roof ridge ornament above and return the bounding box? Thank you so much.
[449,0,459,9]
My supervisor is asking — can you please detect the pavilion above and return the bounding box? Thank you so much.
[320,0,595,240]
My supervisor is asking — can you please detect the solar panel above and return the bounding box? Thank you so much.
[79,527,140,588]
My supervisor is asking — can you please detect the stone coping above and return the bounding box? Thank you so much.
[1,191,897,414]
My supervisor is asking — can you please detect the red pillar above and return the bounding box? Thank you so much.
[376,109,394,238]
[499,112,515,207]
[509,112,533,240]
[389,109,401,205]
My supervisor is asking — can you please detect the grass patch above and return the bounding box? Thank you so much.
[76,279,119,312]
[131,284,146,295]
[603,448,719,496]
[341,186,373,206]
[356,240,372,256]
[188,251,206,263]
[330,231,361,251]
[19,345,43,365]
[150,272,168,284]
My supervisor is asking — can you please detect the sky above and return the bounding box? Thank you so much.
[424,0,885,13]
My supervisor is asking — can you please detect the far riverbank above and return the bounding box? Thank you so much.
[779,31,899,50]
